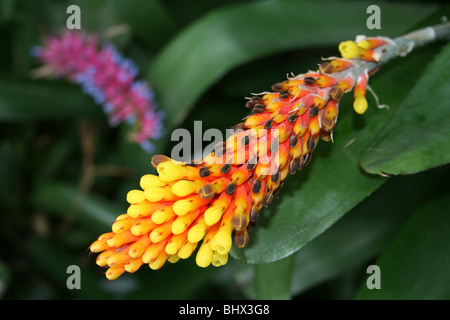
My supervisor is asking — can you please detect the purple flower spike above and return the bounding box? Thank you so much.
[34,30,164,152]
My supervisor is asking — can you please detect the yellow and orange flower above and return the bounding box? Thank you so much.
[90,35,397,280]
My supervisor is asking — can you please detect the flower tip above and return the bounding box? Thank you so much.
[106,266,126,281]
[171,180,197,197]
[124,259,143,273]
[196,243,213,268]
[156,160,185,182]
[211,252,228,267]
[339,40,362,59]
[356,39,371,49]
[126,189,146,204]
[172,199,194,216]
[353,96,368,114]
[89,240,105,253]
[204,206,224,226]
[188,224,207,243]
[149,255,167,270]
[210,230,232,256]
[140,174,166,189]
[168,254,180,264]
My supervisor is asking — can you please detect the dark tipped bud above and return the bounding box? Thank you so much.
[304,77,316,85]
[307,135,316,151]
[234,230,249,248]
[220,163,232,174]
[289,159,298,175]
[198,184,215,199]
[288,113,298,123]
[231,122,246,130]
[321,117,335,132]
[241,135,250,146]
[249,207,260,223]
[199,167,211,178]
[225,182,237,195]
[247,220,256,231]
[264,119,273,130]
[231,214,247,231]
[262,192,273,207]
[245,100,255,109]
[271,82,287,92]
[289,135,298,147]
[279,91,290,99]
[247,155,258,171]
[320,62,334,74]
[151,155,171,168]
[304,153,311,166]
[297,155,305,171]
[271,170,280,183]
[252,179,262,194]
[329,86,344,100]
[310,106,319,118]
[252,104,266,113]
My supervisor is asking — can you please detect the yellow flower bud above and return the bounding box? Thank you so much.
[354,96,368,114]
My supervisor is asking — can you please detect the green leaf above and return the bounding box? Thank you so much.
[360,43,450,175]
[231,24,445,265]
[289,167,445,296]
[356,192,450,300]
[0,77,102,121]
[148,0,437,128]
[254,255,294,300]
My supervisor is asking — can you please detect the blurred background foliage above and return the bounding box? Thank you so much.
[0,0,449,300]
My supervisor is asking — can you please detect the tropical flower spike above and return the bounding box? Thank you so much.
[32,30,164,152]
[90,23,450,280]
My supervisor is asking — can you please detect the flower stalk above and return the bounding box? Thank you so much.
[89,23,449,280]
[32,31,164,152]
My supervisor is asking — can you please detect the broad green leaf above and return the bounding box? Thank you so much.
[230,30,444,265]
[289,167,446,296]
[356,192,450,300]
[0,78,102,121]
[148,0,437,128]
[360,43,450,175]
